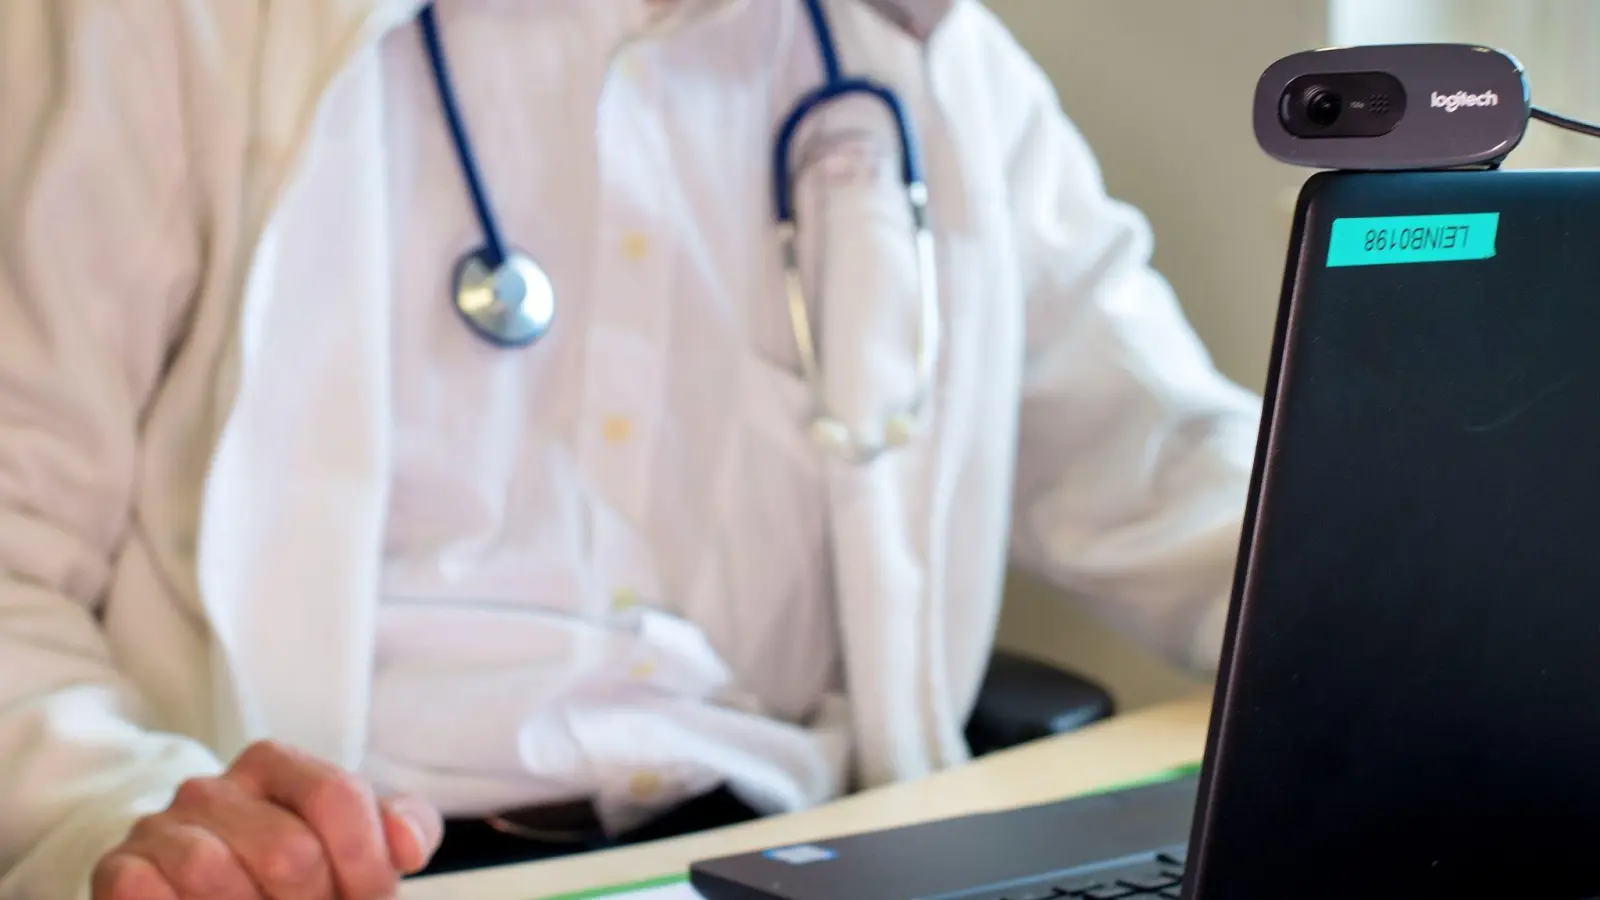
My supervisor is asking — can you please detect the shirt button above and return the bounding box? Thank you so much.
[620,231,650,261]
[611,588,640,612]
[601,415,633,444]
[629,660,656,681]
[629,771,662,800]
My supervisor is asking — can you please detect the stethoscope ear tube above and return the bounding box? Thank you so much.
[773,0,941,463]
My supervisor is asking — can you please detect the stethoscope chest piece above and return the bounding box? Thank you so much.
[453,248,556,347]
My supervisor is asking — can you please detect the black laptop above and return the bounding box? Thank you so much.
[689,169,1600,899]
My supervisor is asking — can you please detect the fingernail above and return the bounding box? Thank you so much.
[403,817,426,855]
[387,794,439,854]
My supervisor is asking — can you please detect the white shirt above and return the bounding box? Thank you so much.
[362,0,852,830]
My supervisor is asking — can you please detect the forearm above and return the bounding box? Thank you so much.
[0,582,224,899]
[0,717,222,900]
[0,4,224,890]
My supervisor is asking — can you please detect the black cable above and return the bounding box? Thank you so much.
[1532,106,1600,139]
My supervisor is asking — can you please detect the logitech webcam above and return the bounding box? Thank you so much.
[1255,44,1531,171]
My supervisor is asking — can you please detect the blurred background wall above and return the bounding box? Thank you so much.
[984,0,1330,710]
[1332,1,1600,169]
[982,0,1600,712]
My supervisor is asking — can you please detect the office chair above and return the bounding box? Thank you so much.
[964,649,1116,757]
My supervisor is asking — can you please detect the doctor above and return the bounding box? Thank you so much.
[0,0,1263,897]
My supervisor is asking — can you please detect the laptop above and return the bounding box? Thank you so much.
[690,168,1600,899]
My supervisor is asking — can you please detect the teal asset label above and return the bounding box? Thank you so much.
[1326,213,1500,267]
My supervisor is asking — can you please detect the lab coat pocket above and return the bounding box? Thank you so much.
[791,128,927,444]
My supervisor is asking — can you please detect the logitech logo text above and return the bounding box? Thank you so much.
[1432,90,1499,112]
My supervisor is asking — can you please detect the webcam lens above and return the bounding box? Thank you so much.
[1277,73,1404,139]
[1303,87,1343,126]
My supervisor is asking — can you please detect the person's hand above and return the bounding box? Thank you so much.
[92,741,443,899]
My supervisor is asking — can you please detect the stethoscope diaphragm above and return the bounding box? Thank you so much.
[452,248,556,347]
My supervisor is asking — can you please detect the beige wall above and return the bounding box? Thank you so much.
[984,1,1329,710]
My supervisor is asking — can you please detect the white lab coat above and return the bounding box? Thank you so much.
[0,0,1262,895]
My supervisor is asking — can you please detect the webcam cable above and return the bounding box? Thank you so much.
[1531,106,1600,139]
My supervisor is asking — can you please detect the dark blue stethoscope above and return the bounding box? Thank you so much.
[419,0,940,462]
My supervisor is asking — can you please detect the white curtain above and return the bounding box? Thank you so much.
[1330,0,1600,167]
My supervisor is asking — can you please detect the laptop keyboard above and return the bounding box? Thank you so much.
[941,847,1187,900]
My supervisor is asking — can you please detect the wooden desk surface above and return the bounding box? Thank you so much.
[403,693,1213,899]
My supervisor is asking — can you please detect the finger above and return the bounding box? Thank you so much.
[92,853,179,900]
[229,742,396,899]
[171,776,337,900]
[378,795,444,874]
[120,817,261,900]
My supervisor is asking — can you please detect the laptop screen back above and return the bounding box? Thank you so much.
[1189,169,1600,900]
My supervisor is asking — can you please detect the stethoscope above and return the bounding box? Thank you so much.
[418,0,939,463]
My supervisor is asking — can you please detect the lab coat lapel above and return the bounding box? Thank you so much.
[196,19,401,769]
[803,0,973,788]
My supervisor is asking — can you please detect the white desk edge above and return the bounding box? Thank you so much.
[403,693,1214,899]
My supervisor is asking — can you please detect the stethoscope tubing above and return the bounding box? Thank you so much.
[421,0,923,237]
[772,0,925,225]
[417,0,939,461]
[418,3,511,270]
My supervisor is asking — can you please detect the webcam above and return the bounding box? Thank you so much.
[1254,44,1531,170]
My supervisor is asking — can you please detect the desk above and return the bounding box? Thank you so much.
[403,693,1212,899]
